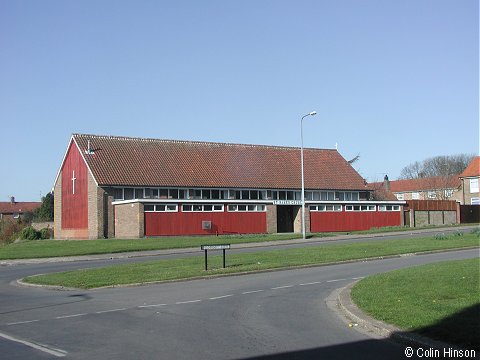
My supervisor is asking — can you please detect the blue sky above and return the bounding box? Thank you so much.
[1,0,478,201]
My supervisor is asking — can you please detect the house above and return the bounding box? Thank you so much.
[53,134,405,239]
[373,175,462,203]
[459,156,480,205]
[0,197,41,222]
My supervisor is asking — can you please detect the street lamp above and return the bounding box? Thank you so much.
[301,111,317,240]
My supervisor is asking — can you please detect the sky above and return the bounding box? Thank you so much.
[1,0,478,202]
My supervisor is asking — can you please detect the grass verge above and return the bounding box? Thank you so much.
[0,233,309,260]
[23,233,479,289]
[1,225,475,260]
[351,258,480,349]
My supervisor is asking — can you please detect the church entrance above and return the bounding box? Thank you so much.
[277,205,299,233]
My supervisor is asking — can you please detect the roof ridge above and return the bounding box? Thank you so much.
[72,133,335,152]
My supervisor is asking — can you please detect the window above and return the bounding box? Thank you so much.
[378,205,400,211]
[471,198,480,205]
[114,188,123,200]
[228,204,266,212]
[428,191,437,199]
[182,204,224,212]
[444,189,454,198]
[135,188,144,199]
[321,192,334,201]
[345,205,376,211]
[396,193,404,200]
[159,189,168,199]
[309,204,342,212]
[470,179,479,193]
[412,192,420,200]
[124,188,134,200]
[169,189,178,199]
[144,188,159,199]
[144,204,178,212]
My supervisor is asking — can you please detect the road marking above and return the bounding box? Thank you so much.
[94,308,127,314]
[138,304,167,308]
[175,300,202,305]
[242,290,264,294]
[55,313,87,319]
[0,331,68,357]
[352,277,365,280]
[299,281,322,286]
[6,319,40,326]
[271,285,294,290]
[209,294,234,300]
[327,278,347,283]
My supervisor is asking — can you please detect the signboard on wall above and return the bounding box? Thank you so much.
[273,200,302,205]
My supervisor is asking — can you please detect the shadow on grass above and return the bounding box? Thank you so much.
[400,303,480,351]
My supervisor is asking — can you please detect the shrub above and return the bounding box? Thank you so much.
[0,221,25,245]
[19,226,41,240]
[471,227,480,236]
[40,227,53,239]
[434,233,447,240]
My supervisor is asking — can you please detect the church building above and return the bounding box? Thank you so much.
[53,134,404,239]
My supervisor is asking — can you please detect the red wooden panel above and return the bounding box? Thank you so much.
[61,142,88,229]
[310,210,401,232]
[145,207,267,236]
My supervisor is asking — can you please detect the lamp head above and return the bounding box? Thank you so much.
[309,111,317,116]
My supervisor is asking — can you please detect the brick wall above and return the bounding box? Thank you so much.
[266,205,277,233]
[115,202,144,238]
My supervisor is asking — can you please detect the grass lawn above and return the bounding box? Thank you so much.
[0,225,472,260]
[0,233,308,260]
[351,258,480,350]
[23,233,479,290]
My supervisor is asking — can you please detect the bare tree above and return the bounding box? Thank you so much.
[399,154,475,179]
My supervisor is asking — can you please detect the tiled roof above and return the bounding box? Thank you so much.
[371,176,461,193]
[460,156,480,178]
[71,134,368,190]
[366,183,399,201]
[0,202,41,214]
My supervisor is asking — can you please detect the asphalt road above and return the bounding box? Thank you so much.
[0,247,478,359]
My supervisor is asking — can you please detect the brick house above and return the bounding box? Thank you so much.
[459,156,480,205]
[372,175,462,203]
[0,197,41,222]
[53,134,404,239]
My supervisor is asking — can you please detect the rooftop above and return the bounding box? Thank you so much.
[68,133,368,190]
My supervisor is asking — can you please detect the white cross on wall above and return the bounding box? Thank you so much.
[72,170,76,195]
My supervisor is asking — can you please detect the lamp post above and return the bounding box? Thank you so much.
[301,111,317,240]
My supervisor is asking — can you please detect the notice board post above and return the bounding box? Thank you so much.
[201,244,231,271]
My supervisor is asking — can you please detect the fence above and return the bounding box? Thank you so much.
[403,200,458,227]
